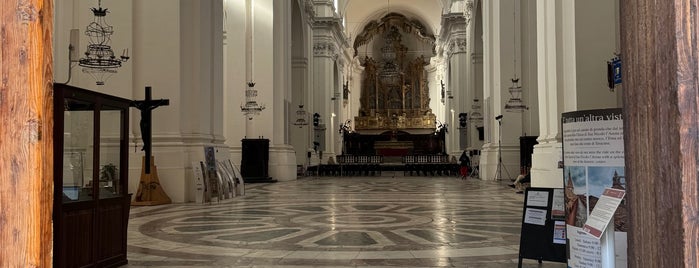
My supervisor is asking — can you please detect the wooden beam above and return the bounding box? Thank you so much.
[620,0,699,266]
[0,0,54,266]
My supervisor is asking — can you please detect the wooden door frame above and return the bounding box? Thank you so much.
[620,0,699,266]
[0,0,54,267]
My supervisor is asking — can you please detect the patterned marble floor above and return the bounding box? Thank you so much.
[124,175,566,267]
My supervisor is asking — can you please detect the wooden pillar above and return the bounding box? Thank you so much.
[621,0,699,266]
[0,0,54,267]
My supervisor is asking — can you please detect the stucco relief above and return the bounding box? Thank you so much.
[303,0,316,19]
[464,0,474,26]
[313,42,338,59]
[447,38,468,55]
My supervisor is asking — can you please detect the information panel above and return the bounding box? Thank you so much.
[518,188,566,267]
[562,108,628,268]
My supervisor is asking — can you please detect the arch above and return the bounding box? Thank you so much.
[352,12,436,57]
[290,0,311,164]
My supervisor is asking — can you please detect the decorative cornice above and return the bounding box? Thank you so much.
[313,17,350,49]
[439,13,468,41]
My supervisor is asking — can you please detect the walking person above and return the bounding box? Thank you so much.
[459,150,470,179]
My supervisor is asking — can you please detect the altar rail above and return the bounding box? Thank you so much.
[306,155,458,177]
[403,155,449,164]
[336,155,383,164]
[402,155,458,176]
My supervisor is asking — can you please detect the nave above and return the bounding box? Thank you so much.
[125,176,564,267]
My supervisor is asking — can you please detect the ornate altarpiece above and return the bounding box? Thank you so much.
[353,14,437,133]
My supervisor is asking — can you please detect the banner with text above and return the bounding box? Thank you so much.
[562,108,627,268]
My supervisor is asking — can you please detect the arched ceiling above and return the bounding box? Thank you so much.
[343,0,444,40]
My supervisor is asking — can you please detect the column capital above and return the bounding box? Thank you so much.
[313,41,339,60]
[448,37,468,55]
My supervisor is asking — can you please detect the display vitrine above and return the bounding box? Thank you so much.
[53,84,131,268]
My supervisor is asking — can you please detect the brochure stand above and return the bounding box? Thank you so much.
[517,187,566,267]
[581,187,626,268]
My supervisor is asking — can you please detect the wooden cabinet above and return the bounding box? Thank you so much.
[519,136,539,172]
[53,84,131,268]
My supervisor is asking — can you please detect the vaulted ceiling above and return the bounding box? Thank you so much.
[342,0,444,40]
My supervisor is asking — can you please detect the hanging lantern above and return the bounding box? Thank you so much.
[292,104,309,127]
[78,0,130,85]
[504,78,528,112]
[241,82,266,120]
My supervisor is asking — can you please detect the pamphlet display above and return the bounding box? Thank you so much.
[517,187,566,267]
[562,108,628,267]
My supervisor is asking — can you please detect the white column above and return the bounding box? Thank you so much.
[224,0,247,165]
[480,0,522,181]
[270,0,298,181]
[312,40,336,163]
[531,0,621,188]
[447,37,469,155]
[469,53,484,149]
[531,0,564,188]
[131,0,224,202]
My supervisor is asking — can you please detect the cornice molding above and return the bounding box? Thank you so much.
[313,17,350,49]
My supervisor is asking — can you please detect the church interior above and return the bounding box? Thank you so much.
[4,0,696,267]
[48,0,621,266]
[53,0,622,201]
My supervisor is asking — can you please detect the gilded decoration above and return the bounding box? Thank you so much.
[354,18,437,132]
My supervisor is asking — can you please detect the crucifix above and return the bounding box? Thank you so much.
[131,86,169,174]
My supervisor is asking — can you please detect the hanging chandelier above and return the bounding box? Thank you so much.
[292,104,309,127]
[79,0,130,85]
[469,98,483,125]
[241,82,266,120]
[504,1,527,113]
[505,78,527,112]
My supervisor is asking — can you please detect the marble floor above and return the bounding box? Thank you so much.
[124,174,566,267]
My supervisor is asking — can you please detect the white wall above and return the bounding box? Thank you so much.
[575,0,620,110]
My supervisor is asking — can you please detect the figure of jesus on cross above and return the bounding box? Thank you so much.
[131,86,169,174]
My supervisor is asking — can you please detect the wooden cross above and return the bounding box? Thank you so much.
[131,86,169,174]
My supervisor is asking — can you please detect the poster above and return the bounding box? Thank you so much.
[526,191,549,207]
[567,226,602,268]
[551,188,565,219]
[583,188,626,239]
[553,221,566,244]
[562,108,627,267]
[524,208,547,226]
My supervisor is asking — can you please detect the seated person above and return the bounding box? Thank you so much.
[509,169,531,193]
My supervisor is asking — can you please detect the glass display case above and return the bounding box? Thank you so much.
[53,84,131,268]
